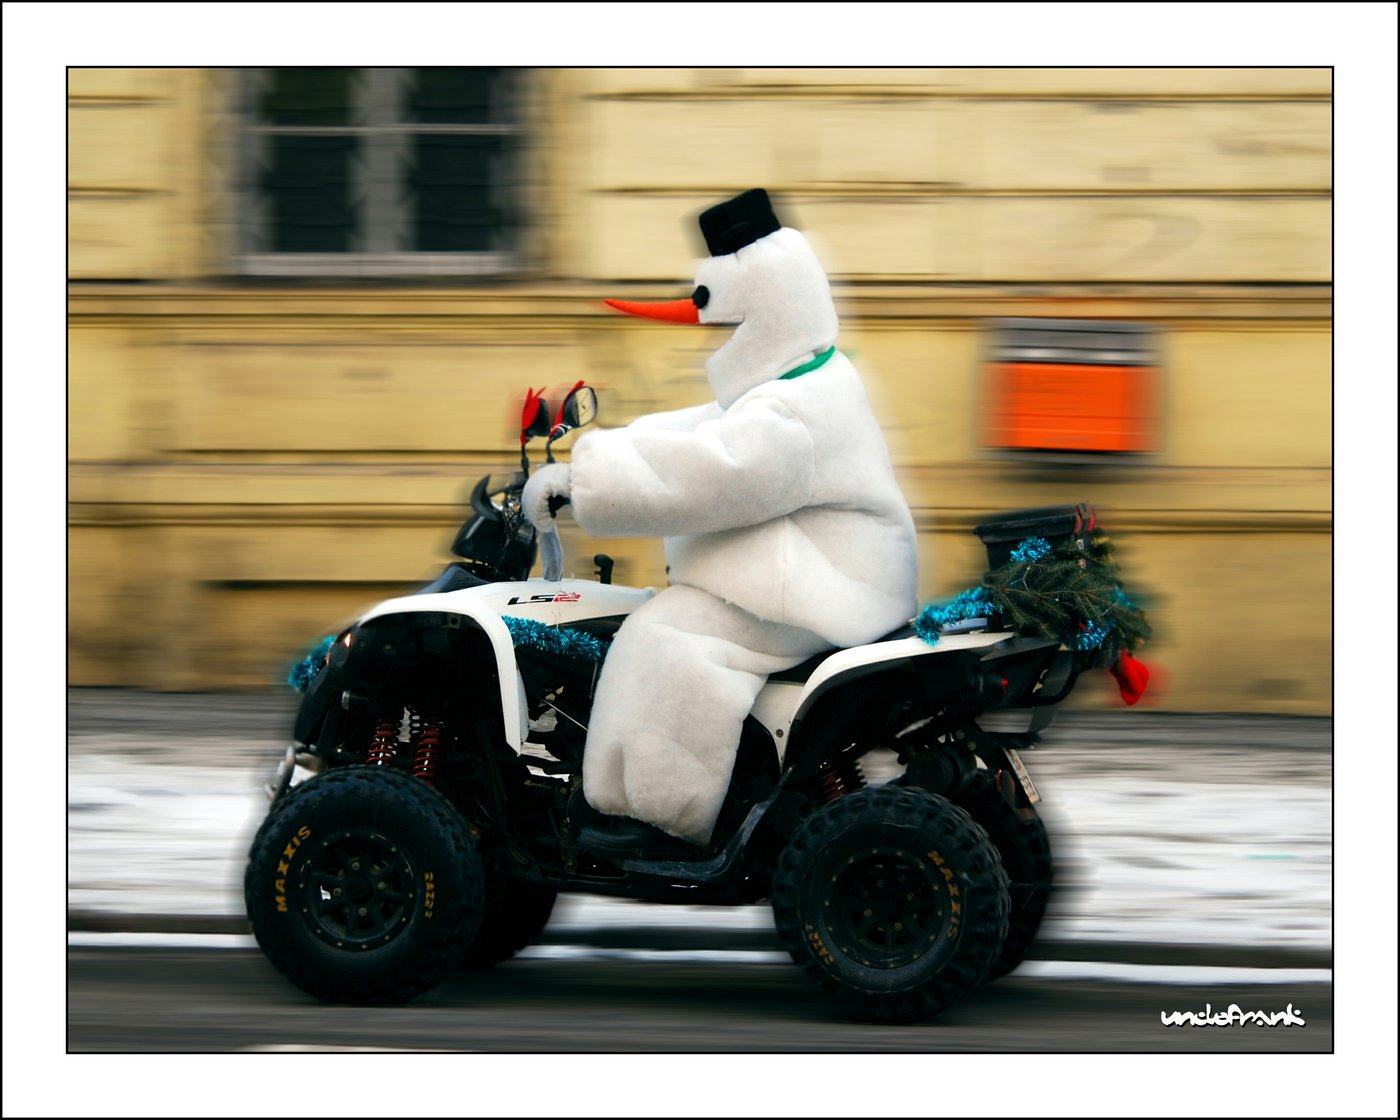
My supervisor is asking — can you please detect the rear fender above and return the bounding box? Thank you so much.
[774,632,1066,783]
[770,633,1013,749]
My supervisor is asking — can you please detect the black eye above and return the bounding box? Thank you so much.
[691,285,710,309]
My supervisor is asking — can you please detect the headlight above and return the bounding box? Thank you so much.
[328,628,354,667]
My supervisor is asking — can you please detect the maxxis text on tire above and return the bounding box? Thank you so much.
[245,765,484,1004]
[771,786,1010,1023]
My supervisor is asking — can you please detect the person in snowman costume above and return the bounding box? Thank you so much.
[523,189,917,857]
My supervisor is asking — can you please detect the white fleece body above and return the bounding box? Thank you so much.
[583,585,829,845]
[570,352,918,647]
[567,224,917,842]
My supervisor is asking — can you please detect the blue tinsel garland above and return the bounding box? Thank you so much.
[1010,536,1052,564]
[914,530,1146,660]
[287,619,606,691]
[912,586,995,645]
[503,615,607,664]
[917,535,1060,647]
[1076,621,1110,651]
[287,634,334,692]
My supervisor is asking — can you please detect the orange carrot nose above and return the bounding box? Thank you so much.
[603,297,701,324]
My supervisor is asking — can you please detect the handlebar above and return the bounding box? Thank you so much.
[547,494,571,516]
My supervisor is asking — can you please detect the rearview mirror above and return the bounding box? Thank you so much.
[559,385,598,432]
[542,382,600,466]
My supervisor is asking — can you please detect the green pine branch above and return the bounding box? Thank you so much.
[979,532,1150,664]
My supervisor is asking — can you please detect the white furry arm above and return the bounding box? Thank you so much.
[625,401,723,432]
[520,462,572,531]
[568,398,815,538]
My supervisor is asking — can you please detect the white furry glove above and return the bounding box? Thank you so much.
[521,462,572,531]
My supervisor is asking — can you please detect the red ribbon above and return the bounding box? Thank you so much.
[1110,653,1150,705]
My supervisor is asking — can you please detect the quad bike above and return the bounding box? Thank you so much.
[247,383,1083,1023]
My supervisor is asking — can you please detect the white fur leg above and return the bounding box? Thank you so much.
[582,584,828,846]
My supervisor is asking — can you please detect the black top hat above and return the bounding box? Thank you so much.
[698,188,782,257]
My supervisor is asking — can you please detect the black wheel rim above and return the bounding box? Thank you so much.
[297,829,416,951]
[824,845,951,969]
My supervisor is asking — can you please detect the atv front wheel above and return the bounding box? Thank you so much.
[459,877,557,969]
[245,765,483,1004]
[771,786,1009,1023]
[954,771,1054,979]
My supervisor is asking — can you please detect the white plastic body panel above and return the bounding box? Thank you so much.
[750,631,1013,749]
[749,682,805,762]
[358,578,654,749]
[356,573,1009,760]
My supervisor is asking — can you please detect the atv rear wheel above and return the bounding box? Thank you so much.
[954,771,1054,978]
[459,877,557,969]
[245,765,483,1004]
[771,786,1009,1023]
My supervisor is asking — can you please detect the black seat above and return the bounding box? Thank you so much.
[766,624,916,685]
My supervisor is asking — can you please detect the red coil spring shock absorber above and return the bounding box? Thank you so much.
[412,716,443,786]
[816,756,867,805]
[367,714,400,767]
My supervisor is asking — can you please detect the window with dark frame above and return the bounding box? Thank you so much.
[237,68,523,276]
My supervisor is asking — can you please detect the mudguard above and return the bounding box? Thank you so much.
[357,578,653,750]
[751,632,1016,756]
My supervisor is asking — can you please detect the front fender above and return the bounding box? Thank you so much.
[355,594,528,749]
[293,663,342,746]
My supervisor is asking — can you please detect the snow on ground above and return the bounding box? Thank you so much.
[67,704,1330,952]
[69,743,269,918]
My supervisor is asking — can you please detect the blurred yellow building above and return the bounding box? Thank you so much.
[68,68,1331,711]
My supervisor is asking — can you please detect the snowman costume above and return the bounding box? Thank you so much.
[523,190,917,848]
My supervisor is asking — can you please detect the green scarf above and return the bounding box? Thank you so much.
[777,346,837,381]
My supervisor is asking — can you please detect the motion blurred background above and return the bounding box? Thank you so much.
[67,67,1331,712]
[64,66,1333,1052]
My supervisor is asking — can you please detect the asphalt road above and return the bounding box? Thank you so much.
[67,948,1331,1053]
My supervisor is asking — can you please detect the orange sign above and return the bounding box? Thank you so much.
[985,362,1158,454]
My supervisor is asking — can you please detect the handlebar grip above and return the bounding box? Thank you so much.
[547,494,571,516]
